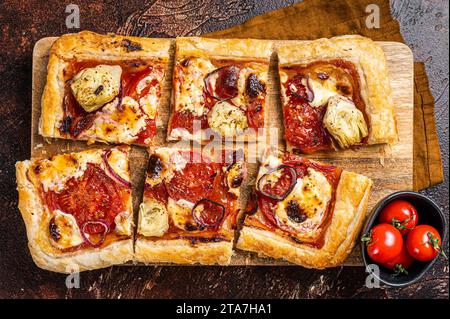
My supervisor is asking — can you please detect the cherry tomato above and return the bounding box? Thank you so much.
[362,223,403,264]
[379,200,418,235]
[406,225,446,262]
[382,244,414,276]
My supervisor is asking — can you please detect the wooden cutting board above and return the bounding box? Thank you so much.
[31,37,413,266]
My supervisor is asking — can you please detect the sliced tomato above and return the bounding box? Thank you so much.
[192,199,225,229]
[170,110,208,134]
[204,65,240,101]
[283,103,332,153]
[44,163,128,240]
[247,100,264,129]
[257,165,297,201]
[166,161,219,202]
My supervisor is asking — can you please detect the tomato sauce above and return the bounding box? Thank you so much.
[61,59,162,144]
[281,59,369,153]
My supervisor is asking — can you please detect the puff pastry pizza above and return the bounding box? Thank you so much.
[236,150,372,268]
[15,147,134,273]
[39,31,171,146]
[167,37,272,142]
[134,147,246,265]
[278,35,398,153]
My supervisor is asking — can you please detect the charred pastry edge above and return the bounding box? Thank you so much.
[39,31,172,144]
[278,35,398,149]
[167,37,273,143]
[15,146,134,273]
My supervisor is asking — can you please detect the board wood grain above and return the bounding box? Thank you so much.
[31,37,413,266]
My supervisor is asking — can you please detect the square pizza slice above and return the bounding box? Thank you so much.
[15,147,134,273]
[39,31,171,146]
[167,37,272,142]
[236,150,372,268]
[134,147,246,265]
[278,35,398,154]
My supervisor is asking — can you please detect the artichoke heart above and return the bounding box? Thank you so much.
[207,101,248,136]
[138,200,169,237]
[323,95,369,148]
[70,65,122,112]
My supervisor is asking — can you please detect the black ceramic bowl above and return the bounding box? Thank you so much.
[361,191,446,287]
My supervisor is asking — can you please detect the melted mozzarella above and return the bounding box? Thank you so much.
[167,197,193,231]
[138,200,169,237]
[323,95,369,148]
[114,211,132,236]
[275,168,332,232]
[49,210,83,249]
[207,101,248,136]
[176,58,215,116]
[70,65,122,112]
[93,96,147,143]
[309,78,340,107]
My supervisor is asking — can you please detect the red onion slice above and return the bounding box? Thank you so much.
[287,75,314,103]
[102,149,132,189]
[257,165,297,201]
[204,66,240,101]
[192,199,225,229]
[81,220,109,247]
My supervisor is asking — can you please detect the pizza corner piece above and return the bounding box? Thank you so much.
[134,146,247,265]
[278,35,398,154]
[39,30,171,146]
[167,37,272,143]
[236,150,373,269]
[15,146,134,273]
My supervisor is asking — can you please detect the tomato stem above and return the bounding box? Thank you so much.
[392,264,408,277]
[427,231,448,260]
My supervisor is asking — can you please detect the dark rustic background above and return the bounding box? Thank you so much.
[0,0,448,299]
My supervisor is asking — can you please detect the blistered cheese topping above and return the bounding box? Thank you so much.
[49,210,83,249]
[92,96,147,143]
[176,58,215,116]
[138,200,169,237]
[207,101,248,136]
[167,197,195,231]
[323,95,368,148]
[114,211,132,236]
[70,65,122,112]
[308,78,340,107]
[275,168,332,232]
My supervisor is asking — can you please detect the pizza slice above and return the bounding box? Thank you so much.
[15,147,134,273]
[39,31,171,146]
[236,150,372,268]
[134,147,246,265]
[167,37,272,142]
[278,35,398,154]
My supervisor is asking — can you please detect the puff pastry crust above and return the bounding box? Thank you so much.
[236,151,372,268]
[39,31,171,145]
[278,35,398,152]
[167,37,272,143]
[134,146,246,265]
[15,147,134,273]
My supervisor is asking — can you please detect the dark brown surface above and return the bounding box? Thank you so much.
[0,0,448,299]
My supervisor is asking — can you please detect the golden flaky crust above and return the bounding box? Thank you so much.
[39,31,171,140]
[134,238,233,265]
[15,147,133,273]
[176,37,272,60]
[278,35,398,146]
[236,171,372,269]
